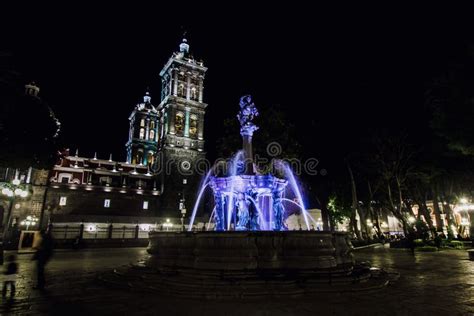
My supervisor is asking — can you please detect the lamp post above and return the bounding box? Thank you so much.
[20,215,38,231]
[179,198,186,231]
[163,218,173,231]
[2,178,29,242]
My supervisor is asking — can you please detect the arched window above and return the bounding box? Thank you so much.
[140,119,145,127]
[139,128,145,139]
[136,150,144,165]
[175,112,184,135]
[149,129,155,141]
[189,115,198,137]
[191,87,197,100]
[147,151,154,166]
[150,121,155,130]
[178,84,185,98]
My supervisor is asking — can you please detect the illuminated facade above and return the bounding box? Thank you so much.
[0,38,210,244]
[126,90,160,166]
[156,37,208,212]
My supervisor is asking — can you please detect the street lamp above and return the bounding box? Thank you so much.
[1,178,29,241]
[163,218,173,231]
[20,215,38,231]
[179,198,186,231]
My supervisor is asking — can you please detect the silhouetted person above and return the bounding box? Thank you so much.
[32,230,54,289]
[407,233,416,255]
[3,255,17,298]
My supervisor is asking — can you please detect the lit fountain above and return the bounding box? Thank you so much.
[142,96,389,298]
[188,95,310,232]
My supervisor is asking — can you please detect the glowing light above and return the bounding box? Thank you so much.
[139,224,152,231]
[408,216,416,224]
[12,179,20,186]
[460,197,469,204]
[163,219,173,231]
[461,218,470,226]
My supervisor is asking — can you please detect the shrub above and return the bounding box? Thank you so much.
[447,240,464,249]
[414,239,425,247]
[417,246,438,252]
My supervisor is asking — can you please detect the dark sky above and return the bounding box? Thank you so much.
[3,4,472,173]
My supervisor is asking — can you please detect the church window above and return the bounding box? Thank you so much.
[191,87,197,100]
[104,199,111,208]
[178,84,185,98]
[140,119,145,127]
[175,112,184,135]
[189,115,198,137]
[147,151,154,165]
[139,128,145,139]
[149,130,155,141]
[143,201,149,210]
[150,121,155,130]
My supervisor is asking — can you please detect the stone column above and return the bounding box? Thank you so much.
[198,77,204,103]
[186,75,191,100]
[168,109,175,135]
[197,114,204,140]
[145,118,150,140]
[172,68,178,96]
[160,116,165,141]
[184,108,190,137]
[240,124,258,175]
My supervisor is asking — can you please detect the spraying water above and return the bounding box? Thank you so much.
[282,164,310,230]
[226,151,244,230]
[187,170,212,231]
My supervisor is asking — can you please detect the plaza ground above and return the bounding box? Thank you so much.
[0,246,473,315]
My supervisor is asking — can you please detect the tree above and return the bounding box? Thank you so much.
[0,52,61,169]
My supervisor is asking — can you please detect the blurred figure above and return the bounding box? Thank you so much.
[3,255,17,298]
[32,229,54,290]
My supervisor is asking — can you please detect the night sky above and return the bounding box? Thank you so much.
[3,4,472,175]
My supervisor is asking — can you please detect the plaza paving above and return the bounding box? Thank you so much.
[0,246,472,315]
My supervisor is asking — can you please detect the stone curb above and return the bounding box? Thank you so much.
[353,243,384,250]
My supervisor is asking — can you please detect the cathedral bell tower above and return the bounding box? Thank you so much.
[157,37,208,213]
[126,90,160,167]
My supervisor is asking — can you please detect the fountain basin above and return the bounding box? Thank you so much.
[147,231,354,273]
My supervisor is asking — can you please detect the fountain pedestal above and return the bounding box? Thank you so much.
[147,231,354,272]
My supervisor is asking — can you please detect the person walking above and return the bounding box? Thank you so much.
[3,254,18,299]
[407,233,416,255]
[32,229,54,290]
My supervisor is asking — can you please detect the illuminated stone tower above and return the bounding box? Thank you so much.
[158,37,208,213]
[126,90,160,166]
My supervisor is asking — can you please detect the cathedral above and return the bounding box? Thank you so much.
[1,37,209,244]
